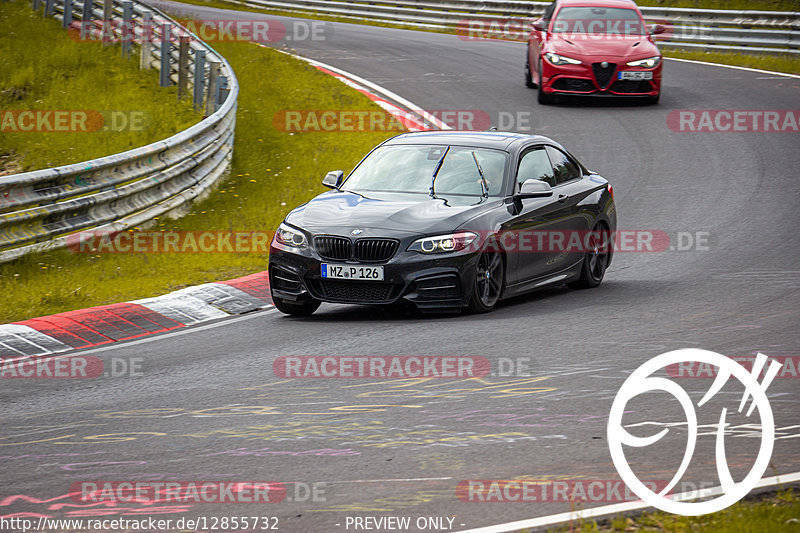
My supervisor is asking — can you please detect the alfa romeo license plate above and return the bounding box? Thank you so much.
[618,71,653,80]
[322,264,384,281]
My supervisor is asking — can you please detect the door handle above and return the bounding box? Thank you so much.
[558,194,569,203]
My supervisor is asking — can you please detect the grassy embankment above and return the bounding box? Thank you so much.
[0,0,199,174]
[0,0,398,322]
[544,489,800,533]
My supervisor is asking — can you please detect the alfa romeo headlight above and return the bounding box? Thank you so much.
[626,56,661,68]
[544,52,582,66]
[408,232,479,254]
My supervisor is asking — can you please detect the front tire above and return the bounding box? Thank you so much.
[273,296,321,316]
[568,224,610,289]
[537,59,554,105]
[525,53,536,88]
[467,243,505,313]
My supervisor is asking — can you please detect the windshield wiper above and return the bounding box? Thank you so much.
[471,151,489,197]
[429,146,450,198]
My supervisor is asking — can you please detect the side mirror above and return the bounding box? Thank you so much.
[648,24,666,35]
[322,170,344,189]
[532,19,546,32]
[516,179,553,199]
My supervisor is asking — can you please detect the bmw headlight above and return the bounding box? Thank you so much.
[544,52,582,66]
[626,56,661,68]
[274,223,307,248]
[408,232,479,254]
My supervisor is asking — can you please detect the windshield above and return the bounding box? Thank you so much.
[343,145,507,197]
[552,7,645,36]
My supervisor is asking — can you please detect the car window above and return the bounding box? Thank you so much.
[434,147,506,196]
[517,147,555,189]
[343,145,507,196]
[551,7,645,36]
[545,146,582,184]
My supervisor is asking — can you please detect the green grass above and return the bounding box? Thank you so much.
[545,489,800,532]
[0,0,199,173]
[0,37,398,323]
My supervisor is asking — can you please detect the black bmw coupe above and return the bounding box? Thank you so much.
[269,131,616,315]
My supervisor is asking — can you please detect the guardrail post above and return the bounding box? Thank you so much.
[192,49,206,111]
[159,24,172,87]
[205,60,220,116]
[140,10,153,69]
[177,37,190,99]
[62,0,73,28]
[80,0,91,40]
[101,0,113,46]
[121,0,133,57]
[44,0,54,17]
[215,75,228,113]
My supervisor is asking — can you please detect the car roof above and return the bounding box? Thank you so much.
[383,130,555,151]
[556,0,640,9]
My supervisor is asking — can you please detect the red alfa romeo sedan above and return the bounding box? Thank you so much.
[525,0,664,104]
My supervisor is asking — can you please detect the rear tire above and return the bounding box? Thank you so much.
[467,242,505,313]
[568,224,610,289]
[273,296,321,316]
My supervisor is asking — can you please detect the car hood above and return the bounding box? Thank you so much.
[548,33,659,59]
[285,190,499,237]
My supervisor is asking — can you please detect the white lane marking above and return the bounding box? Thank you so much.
[664,57,800,79]
[275,49,453,130]
[453,471,800,533]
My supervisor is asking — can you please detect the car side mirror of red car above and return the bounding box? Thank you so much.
[648,24,666,36]
[532,19,546,32]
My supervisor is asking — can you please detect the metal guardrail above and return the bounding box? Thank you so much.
[218,0,799,55]
[0,0,239,262]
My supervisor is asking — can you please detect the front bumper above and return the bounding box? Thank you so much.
[541,59,661,97]
[269,241,480,312]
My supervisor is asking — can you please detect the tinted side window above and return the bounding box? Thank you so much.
[546,146,581,184]
[517,147,555,188]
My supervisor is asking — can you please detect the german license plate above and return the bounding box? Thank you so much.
[618,71,653,80]
[322,264,384,281]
